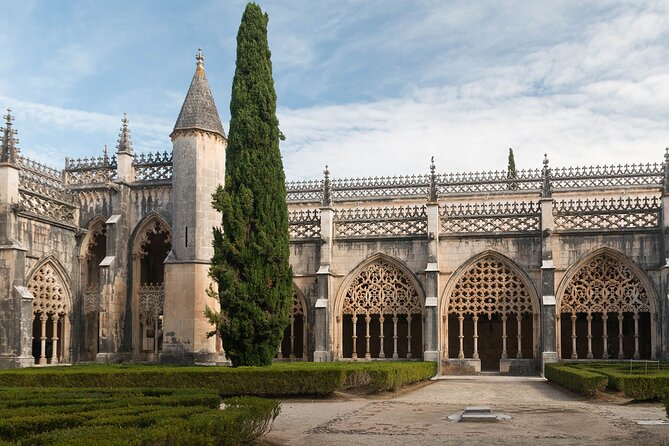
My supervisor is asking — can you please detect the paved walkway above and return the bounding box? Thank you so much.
[265,376,668,446]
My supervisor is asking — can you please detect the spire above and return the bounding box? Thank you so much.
[1,109,19,165]
[172,48,225,139]
[116,113,132,154]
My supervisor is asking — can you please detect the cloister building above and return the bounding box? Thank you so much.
[0,51,668,374]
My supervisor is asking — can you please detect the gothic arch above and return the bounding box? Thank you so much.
[334,253,425,360]
[26,256,73,365]
[556,247,658,359]
[278,285,309,360]
[130,212,172,360]
[440,250,540,370]
[78,215,107,360]
[131,212,172,257]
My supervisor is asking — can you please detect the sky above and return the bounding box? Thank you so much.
[0,0,668,180]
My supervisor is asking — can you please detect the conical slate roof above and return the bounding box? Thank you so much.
[172,49,225,138]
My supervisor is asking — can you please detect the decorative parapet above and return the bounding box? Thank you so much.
[288,209,321,240]
[286,161,664,204]
[138,283,165,318]
[286,179,324,202]
[553,196,660,231]
[438,169,542,195]
[64,150,117,186]
[132,151,173,182]
[551,163,663,190]
[440,201,541,235]
[17,156,77,225]
[334,205,428,238]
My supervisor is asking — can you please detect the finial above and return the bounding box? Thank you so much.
[196,48,205,69]
[322,164,332,207]
[429,156,438,201]
[665,147,669,160]
[116,113,132,154]
[103,144,109,163]
[541,153,552,198]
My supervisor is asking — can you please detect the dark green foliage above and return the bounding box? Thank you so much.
[544,363,607,397]
[209,2,292,366]
[0,388,279,445]
[0,362,436,396]
[564,362,669,400]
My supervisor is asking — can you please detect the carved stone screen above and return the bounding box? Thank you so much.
[558,253,653,360]
[28,262,70,365]
[446,255,535,370]
[340,260,423,359]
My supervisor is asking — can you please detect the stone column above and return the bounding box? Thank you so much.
[314,201,333,362]
[540,197,559,370]
[423,200,440,363]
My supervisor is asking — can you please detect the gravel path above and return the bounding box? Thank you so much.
[265,376,668,446]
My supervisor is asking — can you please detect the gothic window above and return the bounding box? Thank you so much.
[446,255,535,370]
[28,261,70,365]
[340,259,423,359]
[558,253,653,360]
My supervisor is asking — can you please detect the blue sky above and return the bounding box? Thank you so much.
[1,1,668,179]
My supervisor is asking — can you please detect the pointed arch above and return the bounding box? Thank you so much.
[335,253,425,360]
[278,285,309,360]
[130,212,172,360]
[440,250,540,369]
[79,215,107,258]
[556,247,657,360]
[26,256,73,365]
[131,212,172,257]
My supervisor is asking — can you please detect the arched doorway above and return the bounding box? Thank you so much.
[28,259,72,365]
[277,287,307,360]
[131,215,171,360]
[338,257,424,360]
[80,217,106,361]
[557,251,656,360]
[443,253,538,371]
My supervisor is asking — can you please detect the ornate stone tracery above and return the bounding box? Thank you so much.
[342,260,422,318]
[445,254,536,364]
[341,259,423,360]
[136,218,172,257]
[449,256,534,317]
[28,262,69,317]
[558,252,654,360]
[559,254,651,315]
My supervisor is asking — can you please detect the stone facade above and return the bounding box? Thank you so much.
[0,53,668,373]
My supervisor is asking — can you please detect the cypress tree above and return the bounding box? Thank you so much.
[209,2,292,366]
[507,148,518,190]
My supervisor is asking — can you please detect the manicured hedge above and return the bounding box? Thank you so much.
[544,363,607,397]
[0,362,437,397]
[564,362,669,401]
[0,388,280,445]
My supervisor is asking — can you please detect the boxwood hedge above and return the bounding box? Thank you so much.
[544,363,607,397]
